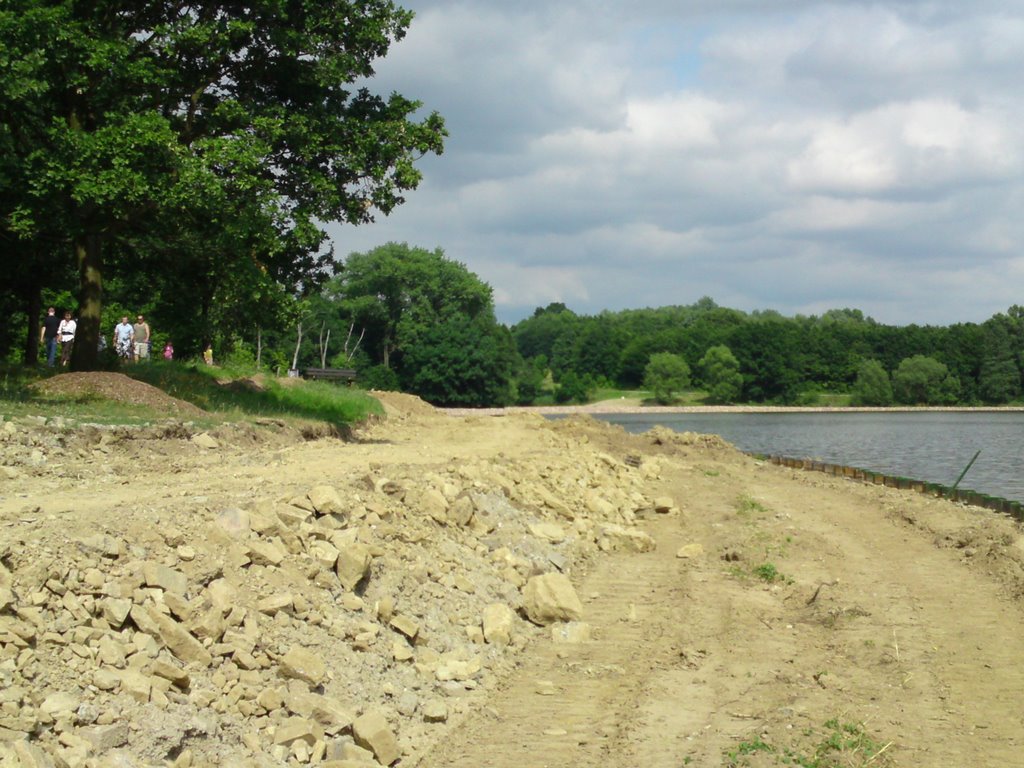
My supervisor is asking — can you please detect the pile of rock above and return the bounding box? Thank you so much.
[0,415,678,766]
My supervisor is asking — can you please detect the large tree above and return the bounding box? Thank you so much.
[338,242,512,405]
[0,0,445,369]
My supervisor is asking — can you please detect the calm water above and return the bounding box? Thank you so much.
[592,411,1024,503]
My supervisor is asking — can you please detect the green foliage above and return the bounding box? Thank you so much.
[554,371,592,404]
[850,359,893,406]
[892,355,959,405]
[643,352,691,404]
[127,362,382,426]
[359,365,401,392]
[336,243,511,406]
[699,344,743,404]
[753,563,781,582]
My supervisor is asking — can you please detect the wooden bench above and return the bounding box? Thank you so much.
[301,367,357,383]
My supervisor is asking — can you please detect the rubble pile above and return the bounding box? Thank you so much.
[0,410,683,767]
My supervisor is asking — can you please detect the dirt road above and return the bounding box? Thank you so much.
[3,391,1024,767]
[418,425,1024,767]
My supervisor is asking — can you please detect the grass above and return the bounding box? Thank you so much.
[723,718,893,767]
[0,361,383,428]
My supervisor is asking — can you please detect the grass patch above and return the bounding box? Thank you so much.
[736,494,769,517]
[126,362,383,426]
[724,718,893,767]
[0,362,383,428]
[753,562,782,582]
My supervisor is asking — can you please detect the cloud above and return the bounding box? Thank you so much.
[329,0,1024,327]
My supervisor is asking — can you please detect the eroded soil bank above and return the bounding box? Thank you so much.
[3,392,1024,767]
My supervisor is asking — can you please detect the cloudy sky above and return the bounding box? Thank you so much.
[327,1,1024,326]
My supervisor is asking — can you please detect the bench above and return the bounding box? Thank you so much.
[301,367,357,383]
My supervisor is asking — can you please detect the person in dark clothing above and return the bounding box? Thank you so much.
[39,307,61,367]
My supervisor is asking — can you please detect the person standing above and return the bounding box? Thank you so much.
[39,307,61,367]
[57,311,76,367]
[163,341,174,360]
[113,316,134,361]
[132,315,151,362]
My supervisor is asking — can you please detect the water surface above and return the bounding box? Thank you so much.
[592,411,1024,502]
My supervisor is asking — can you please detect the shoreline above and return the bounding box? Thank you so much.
[440,403,1024,417]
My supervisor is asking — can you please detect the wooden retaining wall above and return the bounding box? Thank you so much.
[758,454,1024,522]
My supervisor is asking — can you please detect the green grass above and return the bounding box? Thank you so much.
[723,719,893,767]
[0,362,383,428]
[753,562,782,582]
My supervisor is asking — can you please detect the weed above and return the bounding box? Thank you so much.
[736,494,769,517]
[754,563,782,582]
[726,718,893,767]
[725,736,774,765]
[703,469,720,477]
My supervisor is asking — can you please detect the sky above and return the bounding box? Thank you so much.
[326,1,1024,327]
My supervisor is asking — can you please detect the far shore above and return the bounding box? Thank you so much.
[440,402,1024,417]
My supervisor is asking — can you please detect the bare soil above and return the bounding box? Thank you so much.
[3,393,1024,767]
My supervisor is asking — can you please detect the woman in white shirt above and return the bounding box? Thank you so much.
[58,311,77,367]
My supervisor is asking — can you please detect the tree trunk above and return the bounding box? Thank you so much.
[23,285,41,366]
[71,234,102,371]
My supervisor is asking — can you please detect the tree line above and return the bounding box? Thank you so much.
[511,300,1024,406]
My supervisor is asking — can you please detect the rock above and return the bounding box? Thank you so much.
[309,541,340,570]
[279,647,326,687]
[273,716,323,747]
[352,710,401,766]
[257,593,295,616]
[77,534,122,558]
[143,562,189,595]
[307,486,345,516]
[335,542,372,591]
[151,659,190,689]
[416,488,449,523]
[676,543,704,559]
[248,539,287,567]
[422,700,449,723]
[101,597,133,627]
[654,496,675,514]
[599,524,656,553]
[215,508,251,536]
[389,615,419,641]
[41,691,79,718]
[191,432,219,449]
[149,608,213,667]
[482,603,515,646]
[79,722,129,751]
[583,490,615,517]
[528,522,566,542]
[522,573,583,625]
[534,486,574,520]
[551,621,591,643]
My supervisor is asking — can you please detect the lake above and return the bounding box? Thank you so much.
[590,411,1024,503]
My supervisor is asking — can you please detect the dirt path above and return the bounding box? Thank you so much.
[3,397,1024,767]
[420,450,1024,768]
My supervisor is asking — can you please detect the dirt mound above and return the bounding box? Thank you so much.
[369,390,437,418]
[31,372,206,416]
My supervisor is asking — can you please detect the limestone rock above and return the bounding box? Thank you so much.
[248,539,287,567]
[653,496,675,514]
[599,524,656,553]
[551,621,591,643]
[528,522,566,542]
[143,562,189,596]
[307,485,344,516]
[215,508,251,537]
[191,432,219,449]
[149,608,213,667]
[279,647,326,687]
[335,542,372,591]
[522,573,583,625]
[422,700,448,723]
[676,543,704,559]
[352,710,401,766]
[482,603,515,646]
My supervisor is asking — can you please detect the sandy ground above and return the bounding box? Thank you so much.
[3,388,1024,767]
